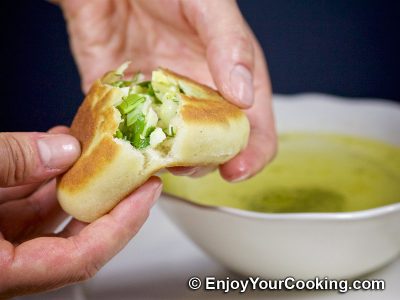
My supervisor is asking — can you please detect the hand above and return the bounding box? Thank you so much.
[61,0,277,181]
[0,126,162,298]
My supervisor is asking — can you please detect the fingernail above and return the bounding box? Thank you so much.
[230,173,250,183]
[190,166,217,178]
[151,183,163,207]
[170,167,199,176]
[230,64,254,107]
[225,161,250,183]
[37,134,81,169]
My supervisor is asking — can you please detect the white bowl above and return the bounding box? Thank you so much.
[160,94,400,279]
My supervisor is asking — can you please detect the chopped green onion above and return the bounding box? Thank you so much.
[126,107,143,127]
[144,126,156,138]
[117,94,146,114]
[115,129,124,139]
[147,83,156,98]
[133,138,150,149]
[137,80,151,87]
[111,80,133,88]
[163,125,176,137]
[112,69,179,149]
[132,114,147,148]
[136,81,161,103]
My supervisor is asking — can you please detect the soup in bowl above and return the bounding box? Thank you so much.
[159,94,400,278]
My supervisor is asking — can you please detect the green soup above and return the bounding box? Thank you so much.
[162,133,400,213]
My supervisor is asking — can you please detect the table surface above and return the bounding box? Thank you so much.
[21,197,400,300]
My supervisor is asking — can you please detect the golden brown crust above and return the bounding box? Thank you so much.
[180,95,243,125]
[58,81,121,194]
[159,68,246,125]
[59,137,119,193]
[70,81,113,151]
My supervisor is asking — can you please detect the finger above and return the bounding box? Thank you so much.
[167,166,217,178]
[58,0,94,21]
[47,125,71,135]
[61,177,162,237]
[189,165,218,178]
[0,179,65,242]
[0,132,80,187]
[0,178,162,297]
[20,179,68,240]
[0,183,43,204]
[167,166,201,176]
[219,126,276,182]
[0,127,72,203]
[183,0,255,108]
[219,37,277,182]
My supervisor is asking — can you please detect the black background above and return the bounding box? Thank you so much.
[1,0,399,132]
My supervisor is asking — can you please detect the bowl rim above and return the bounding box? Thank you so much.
[161,192,400,221]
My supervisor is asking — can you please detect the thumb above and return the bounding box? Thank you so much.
[183,0,255,108]
[0,132,80,187]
